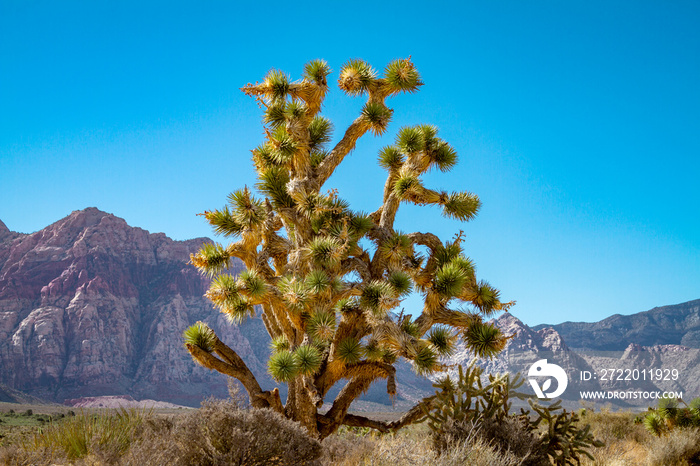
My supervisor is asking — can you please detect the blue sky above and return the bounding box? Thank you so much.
[1,1,698,325]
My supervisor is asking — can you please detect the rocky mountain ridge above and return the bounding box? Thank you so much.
[533,299,700,350]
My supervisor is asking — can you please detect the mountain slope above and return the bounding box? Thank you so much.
[533,300,700,351]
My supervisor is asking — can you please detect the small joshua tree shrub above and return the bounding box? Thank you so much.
[423,362,603,466]
[642,397,700,437]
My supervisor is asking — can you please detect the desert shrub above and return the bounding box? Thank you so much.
[644,427,700,466]
[424,363,603,466]
[124,398,322,466]
[437,435,524,466]
[319,423,522,466]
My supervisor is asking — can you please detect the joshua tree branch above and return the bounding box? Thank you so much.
[340,414,391,432]
[186,342,273,410]
[326,394,437,438]
[315,117,370,187]
[317,375,375,438]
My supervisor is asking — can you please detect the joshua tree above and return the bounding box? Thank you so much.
[183,58,513,439]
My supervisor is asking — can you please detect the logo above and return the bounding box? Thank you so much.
[528,359,568,399]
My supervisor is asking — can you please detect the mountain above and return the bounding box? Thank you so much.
[0,208,429,408]
[0,208,266,405]
[533,300,700,351]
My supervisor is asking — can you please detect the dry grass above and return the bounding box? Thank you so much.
[577,408,700,466]
[3,402,700,465]
[321,423,524,466]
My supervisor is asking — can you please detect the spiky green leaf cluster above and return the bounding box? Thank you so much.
[413,344,439,375]
[400,318,420,338]
[256,167,294,208]
[204,273,255,323]
[222,296,254,323]
[336,337,362,365]
[360,281,395,316]
[268,127,298,165]
[264,69,290,101]
[338,59,376,95]
[270,335,290,352]
[643,412,666,436]
[228,188,266,229]
[305,270,331,294]
[334,298,357,314]
[428,326,457,356]
[206,274,240,309]
[379,232,412,266]
[348,214,374,238]
[308,116,333,150]
[190,242,230,277]
[396,126,424,154]
[263,102,286,128]
[384,59,422,93]
[308,236,343,267]
[432,142,458,171]
[307,311,336,342]
[690,398,700,417]
[295,344,323,376]
[278,276,308,312]
[203,276,252,323]
[204,207,243,237]
[464,320,503,358]
[393,172,420,197]
[378,146,405,170]
[442,191,480,221]
[268,350,298,382]
[471,281,501,315]
[238,269,267,298]
[304,59,331,85]
[362,102,392,135]
[643,397,700,435]
[363,338,384,362]
[434,262,468,297]
[387,270,412,295]
[183,322,216,353]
